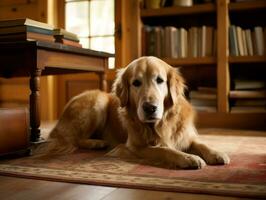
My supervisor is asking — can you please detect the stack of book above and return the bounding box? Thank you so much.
[0,18,55,43]
[53,28,81,47]
[143,25,216,58]
[230,79,266,113]
[0,18,81,48]
[229,25,265,56]
[189,87,217,112]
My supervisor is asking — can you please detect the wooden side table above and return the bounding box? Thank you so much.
[0,41,113,143]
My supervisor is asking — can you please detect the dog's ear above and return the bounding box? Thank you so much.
[167,67,185,105]
[112,68,128,107]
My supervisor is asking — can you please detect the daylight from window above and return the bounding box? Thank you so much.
[65,0,115,68]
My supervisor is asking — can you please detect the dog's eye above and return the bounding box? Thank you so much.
[132,79,142,87]
[156,77,164,84]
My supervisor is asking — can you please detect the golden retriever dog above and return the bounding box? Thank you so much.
[42,56,229,169]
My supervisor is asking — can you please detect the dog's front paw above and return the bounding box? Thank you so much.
[204,151,230,165]
[175,154,206,169]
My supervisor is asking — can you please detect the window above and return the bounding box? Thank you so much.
[65,0,115,68]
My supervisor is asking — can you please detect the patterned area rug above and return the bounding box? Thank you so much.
[0,129,265,198]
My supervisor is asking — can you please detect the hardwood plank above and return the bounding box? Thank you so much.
[0,176,116,200]
[102,188,254,200]
[0,175,255,200]
[141,3,216,17]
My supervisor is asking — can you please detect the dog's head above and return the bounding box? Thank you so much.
[112,56,185,123]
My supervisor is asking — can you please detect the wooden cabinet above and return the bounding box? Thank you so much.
[121,0,266,129]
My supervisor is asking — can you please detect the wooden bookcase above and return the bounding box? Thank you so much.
[133,0,266,129]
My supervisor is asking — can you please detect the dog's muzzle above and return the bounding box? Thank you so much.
[142,102,158,120]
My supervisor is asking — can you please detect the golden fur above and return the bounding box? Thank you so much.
[40,56,229,169]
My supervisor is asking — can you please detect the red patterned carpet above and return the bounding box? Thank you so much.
[0,129,265,198]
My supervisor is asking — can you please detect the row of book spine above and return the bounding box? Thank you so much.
[188,83,266,113]
[142,25,216,59]
[230,79,266,113]
[229,26,266,56]
[189,87,217,113]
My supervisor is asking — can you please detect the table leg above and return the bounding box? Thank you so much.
[99,72,108,92]
[29,69,41,142]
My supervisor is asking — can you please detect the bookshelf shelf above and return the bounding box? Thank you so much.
[229,56,266,63]
[229,1,266,11]
[197,112,266,129]
[163,57,216,66]
[141,3,215,17]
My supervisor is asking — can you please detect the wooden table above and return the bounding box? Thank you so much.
[0,41,112,143]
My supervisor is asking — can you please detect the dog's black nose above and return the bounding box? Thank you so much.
[142,102,157,115]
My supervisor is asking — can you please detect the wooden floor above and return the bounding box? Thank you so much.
[0,176,255,200]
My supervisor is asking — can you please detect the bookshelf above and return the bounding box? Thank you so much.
[134,0,266,129]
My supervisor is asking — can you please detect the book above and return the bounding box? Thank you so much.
[236,26,244,56]
[242,29,248,56]
[254,26,264,56]
[198,26,202,57]
[170,27,178,58]
[197,86,217,93]
[245,29,253,56]
[205,26,213,57]
[0,18,54,30]
[142,26,147,56]
[53,28,79,42]
[146,26,156,56]
[232,26,239,56]
[230,90,266,99]
[0,25,54,35]
[234,99,266,107]
[229,26,237,56]
[193,106,217,113]
[190,99,217,106]
[164,26,171,58]
[192,27,198,57]
[252,30,258,55]
[180,28,188,58]
[155,27,163,57]
[160,27,165,57]
[188,27,193,57]
[176,28,180,58]
[189,91,217,100]
[173,0,193,6]
[0,32,55,43]
[234,79,266,90]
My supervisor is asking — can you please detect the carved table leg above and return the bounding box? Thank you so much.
[29,69,42,142]
[99,72,108,92]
